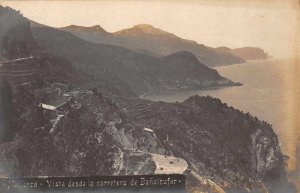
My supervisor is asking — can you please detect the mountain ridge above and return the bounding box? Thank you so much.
[59,23,270,64]
[32,26,239,97]
[58,23,246,67]
[61,24,108,34]
[114,24,175,36]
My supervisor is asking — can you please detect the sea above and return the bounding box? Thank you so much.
[144,59,300,189]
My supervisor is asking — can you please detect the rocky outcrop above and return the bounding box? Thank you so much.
[250,128,282,179]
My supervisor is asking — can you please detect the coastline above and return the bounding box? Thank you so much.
[140,82,242,99]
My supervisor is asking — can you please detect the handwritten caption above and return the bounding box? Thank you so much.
[0,175,185,191]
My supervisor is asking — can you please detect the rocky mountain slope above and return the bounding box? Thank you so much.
[60,24,245,67]
[215,46,270,61]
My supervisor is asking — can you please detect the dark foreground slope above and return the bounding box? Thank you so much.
[31,27,238,97]
[60,24,245,67]
[0,88,296,193]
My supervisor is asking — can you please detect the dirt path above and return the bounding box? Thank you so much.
[114,151,124,175]
[0,56,34,64]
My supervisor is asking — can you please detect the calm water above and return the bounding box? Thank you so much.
[145,60,299,173]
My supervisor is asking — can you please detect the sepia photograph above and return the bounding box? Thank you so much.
[0,0,299,192]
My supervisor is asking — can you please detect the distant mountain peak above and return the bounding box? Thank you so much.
[132,24,155,29]
[215,46,231,51]
[61,24,108,33]
[90,25,105,31]
[114,23,170,36]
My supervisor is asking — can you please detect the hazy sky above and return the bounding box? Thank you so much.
[1,0,299,59]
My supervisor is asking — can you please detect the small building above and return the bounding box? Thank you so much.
[41,96,69,110]
[39,96,69,119]
[40,103,56,111]
[143,128,154,133]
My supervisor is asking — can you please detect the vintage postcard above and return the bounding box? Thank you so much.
[0,0,299,193]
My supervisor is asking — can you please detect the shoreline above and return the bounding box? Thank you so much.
[140,82,242,99]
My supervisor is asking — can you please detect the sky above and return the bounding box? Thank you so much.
[1,0,299,59]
